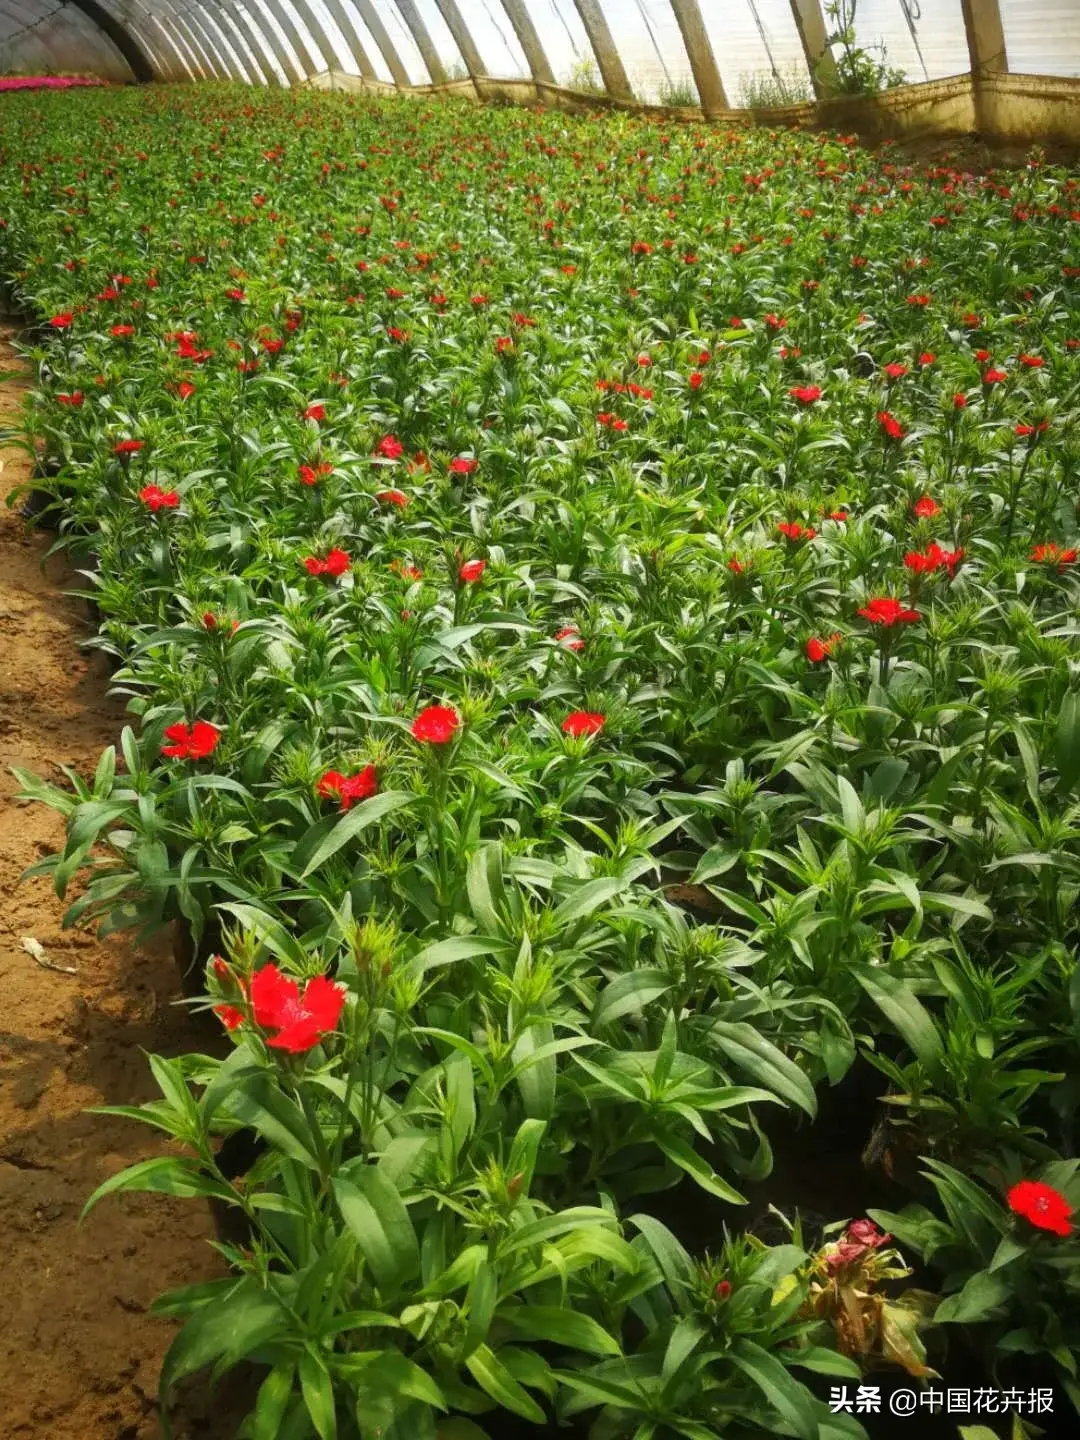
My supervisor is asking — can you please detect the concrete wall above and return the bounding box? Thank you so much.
[0,6,134,82]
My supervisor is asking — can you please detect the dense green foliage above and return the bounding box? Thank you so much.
[1,83,1079,1439]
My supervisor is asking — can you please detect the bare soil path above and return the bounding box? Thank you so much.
[0,318,227,1440]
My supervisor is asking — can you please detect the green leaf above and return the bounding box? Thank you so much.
[464,1345,545,1423]
[500,1305,622,1357]
[300,1348,337,1440]
[730,1338,817,1440]
[334,1169,420,1290]
[1057,690,1080,792]
[466,843,504,933]
[988,1234,1027,1272]
[850,963,943,1071]
[707,1021,817,1117]
[934,1269,1010,1324]
[551,875,629,928]
[655,1133,747,1204]
[786,1347,862,1379]
[293,790,414,879]
[407,935,505,977]
[253,1364,296,1440]
[82,1157,234,1218]
[592,968,672,1028]
[227,1072,321,1170]
[461,1260,498,1359]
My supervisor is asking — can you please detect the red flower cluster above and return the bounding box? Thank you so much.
[449,456,478,475]
[858,596,921,627]
[904,542,964,577]
[161,720,220,760]
[375,433,404,461]
[825,1219,891,1274]
[596,378,652,399]
[376,488,409,508]
[1031,542,1078,569]
[304,549,350,578]
[412,704,459,744]
[555,624,584,652]
[777,521,816,542]
[114,438,144,455]
[139,484,178,510]
[299,462,332,486]
[317,765,377,810]
[459,559,485,582]
[303,402,326,422]
[563,710,605,737]
[877,410,905,440]
[1007,1179,1072,1237]
[250,963,346,1053]
[596,412,628,431]
[789,385,821,405]
[805,632,841,663]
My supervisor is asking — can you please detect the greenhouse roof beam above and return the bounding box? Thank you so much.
[433,0,484,78]
[188,2,256,80]
[572,0,633,101]
[960,0,1008,76]
[788,0,836,96]
[287,0,342,72]
[669,0,728,114]
[226,1,304,83]
[71,0,156,81]
[168,3,236,79]
[395,0,448,84]
[499,0,555,85]
[350,0,411,86]
[317,0,379,79]
[205,0,281,84]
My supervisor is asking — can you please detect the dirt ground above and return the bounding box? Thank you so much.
[0,319,232,1439]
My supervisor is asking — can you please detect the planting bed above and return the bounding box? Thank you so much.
[1,83,1079,1440]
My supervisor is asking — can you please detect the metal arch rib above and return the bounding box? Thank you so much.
[433,0,484,79]
[572,0,633,100]
[202,0,280,84]
[395,0,448,84]
[350,0,410,86]
[219,0,304,83]
[290,0,345,73]
[190,0,262,82]
[96,0,192,79]
[69,0,156,79]
[498,0,554,85]
[318,0,379,79]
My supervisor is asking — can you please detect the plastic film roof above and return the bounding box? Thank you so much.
[0,1,1073,98]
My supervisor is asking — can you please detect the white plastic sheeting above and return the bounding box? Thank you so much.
[850,0,970,84]
[3,0,1080,98]
[999,0,1080,78]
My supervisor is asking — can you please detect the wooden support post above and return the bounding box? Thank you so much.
[572,0,634,100]
[668,0,728,115]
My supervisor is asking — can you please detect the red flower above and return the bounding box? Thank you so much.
[303,403,326,422]
[139,484,179,511]
[1031,542,1078,569]
[50,312,74,329]
[299,463,332,486]
[305,549,350,578]
[555,625,584,652]
[877,410,905,440]
[114,438,144,455]
[449,456,478,475]
[386,326,409,344]
[905,542,958,576]
[806,632,841,662]
[317,765,378,811]
[377,488,409,508]
[727,557,745,575]
[459,559,485,583]
[1018,353,1044,368]
[562,710,605,737]
[177,381,196,400]
[202,612,239,634]
[883,362,908,380]
[764,313,787,330]
[1016,420,1050,437]
[161,720,220,760]
[919,352,936,367]
[412,704,459,744]
[225,287,245,302]
[983,368,1008,384]
[637,353,652,367]
[494,336,514,354]
[1007,1180,1073,1237]
[777,521,816,542]
[470,293,489,306]
[57,391,84,407]
[250,963,346,1053]
[858,596,921,627]
[375,433,404,461]
[974,348,991,363]
[215,1004,245,1032]
[110,324,135,338]
[789,385,821,405]
[408,451,430,475]
[912,495,939,518]
[908,294,931,306]
[826,1219,891,1274]
[689,371,704,391]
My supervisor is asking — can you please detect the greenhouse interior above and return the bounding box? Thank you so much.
[2,3,1080,1440]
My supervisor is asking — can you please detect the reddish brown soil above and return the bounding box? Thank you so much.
[0,320,230,1439]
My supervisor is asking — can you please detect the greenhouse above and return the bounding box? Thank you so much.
[0,4,1079,1439]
